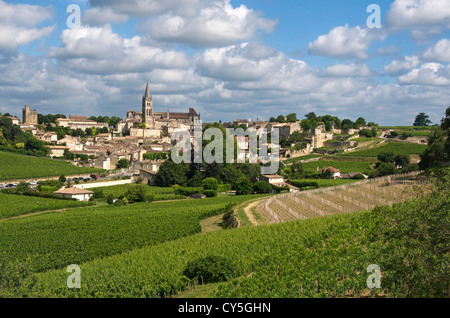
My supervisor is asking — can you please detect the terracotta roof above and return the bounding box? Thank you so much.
[54,187,94,195]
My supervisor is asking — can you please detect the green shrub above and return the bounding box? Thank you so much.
[217,183,231,193]
[183,255,237,284]
[203,190,217,197]
[253,181,273,194]
[202,177,218,191]
[290,180,319,188]
[174,187,204,197]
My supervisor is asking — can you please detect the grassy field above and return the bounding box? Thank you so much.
[0,192,94,219]
[0,151,104,181]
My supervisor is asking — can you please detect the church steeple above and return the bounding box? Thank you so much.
[142,81,153,125]
[145,81,150,99]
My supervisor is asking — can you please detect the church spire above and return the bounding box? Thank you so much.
[145,81,150,99]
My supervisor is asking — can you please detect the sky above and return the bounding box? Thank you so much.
[0,0,449,125]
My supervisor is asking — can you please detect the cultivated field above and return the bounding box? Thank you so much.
[262,172,426,223]
[0,151,104,181]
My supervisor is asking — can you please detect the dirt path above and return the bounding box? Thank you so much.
[243,198,266,226]
[0,204,103,223]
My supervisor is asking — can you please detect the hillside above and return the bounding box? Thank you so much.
[0,151,104,181]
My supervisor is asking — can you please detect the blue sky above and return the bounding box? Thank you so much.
[0,0,449,125]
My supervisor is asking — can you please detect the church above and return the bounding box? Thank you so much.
[126,82,200,129]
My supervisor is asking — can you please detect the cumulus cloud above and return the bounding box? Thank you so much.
[48,26,190,74]
[384,56,421,75]
[326,63,373,77]
[82,7,128,26]
[399,63,450,86]
[89,0,187,18]
[308,25,385,59]
[422,38,450,62]
[385,0,450,29]
[0,0,55,52]
[140,0,277,47]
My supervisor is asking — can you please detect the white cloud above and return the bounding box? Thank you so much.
[384,56,421,75]
[48,26,190,74]
[89,0,188,18]
[140,0,277,47]
[82,7,128,26]
[423,38,450,63]
[0,0,55,52]
[399,63,450,86]
[308,25,385,59]
[385,0,450,29]
[326,63,373,77]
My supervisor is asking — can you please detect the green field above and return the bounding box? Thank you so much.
[92,184,186,201]
[342,142,427,157]
[6,185,446,298]
[0,151,104,181]
[0,195,259,273]
[283,154,323,164]
[291,178,360,188]
[302,159,373,173]
[0,192,94,219]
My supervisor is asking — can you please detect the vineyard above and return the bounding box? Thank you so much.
[0,192,94,219]
[0,151,104,181]
[91,184,186,201]
[0,195,260,273]
[262,172,425,223]
[341,142,427,157]
[5,178,447,298]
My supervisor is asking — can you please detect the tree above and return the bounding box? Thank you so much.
[222,164,244,189]
[116,158,130,169]
[253,181,273,194]
[276,115,286,123]
[377,151,396,164]
[394,154,410,168]
[59,175,66,183]
[376,162,397,176]
[355,117,367,128]
[341,119,355,129]
[419,128,447,169]
[234,177,253,195]
[125,185,147,203]
[286,113,298,123]
[305,112,317,120]
[156,160,189,186]
[202,177,218,191]
[290,161,305,179]
[413,113,432,126]
[205,162,222,180]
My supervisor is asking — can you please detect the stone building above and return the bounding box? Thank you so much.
[22,105,38,124]
[124,82,200,132]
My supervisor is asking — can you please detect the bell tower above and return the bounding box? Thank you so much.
[142,81,153,124]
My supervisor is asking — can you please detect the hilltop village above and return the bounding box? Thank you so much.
[2,82,431,190]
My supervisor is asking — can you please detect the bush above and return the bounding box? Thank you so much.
[203,190,217,198]
[202,177,218,191]
[351,173,365,180]
[234,177,253,195]
[253,181,273,194]
[92,188,104,199]
[125,185,147,203]
[290,180,319,188]
[174,187,204,197]
[217,183,232,193]
[183,255,237,284]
